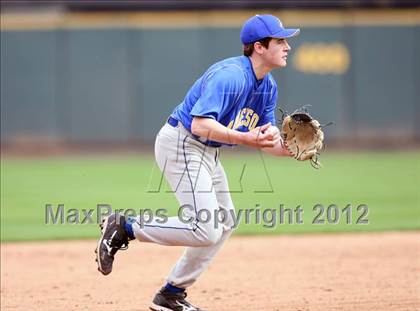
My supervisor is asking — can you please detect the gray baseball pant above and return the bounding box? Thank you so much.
[132,122,235,288]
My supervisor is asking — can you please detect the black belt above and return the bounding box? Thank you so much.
[166,116,221,148]
[167,116,179,127]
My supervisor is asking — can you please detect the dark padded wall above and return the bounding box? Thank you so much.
[1,24,418,143]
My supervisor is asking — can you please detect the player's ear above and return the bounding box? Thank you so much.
[253,42,265,55]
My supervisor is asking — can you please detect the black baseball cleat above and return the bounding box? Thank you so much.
[95,212,129,275]
[150,287,206,311]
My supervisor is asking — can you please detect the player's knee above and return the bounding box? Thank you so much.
[197,226,223,246]
[206,228,223,245]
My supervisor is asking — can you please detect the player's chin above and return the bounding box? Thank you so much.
[279,59,287,67]
[274,59,287,68]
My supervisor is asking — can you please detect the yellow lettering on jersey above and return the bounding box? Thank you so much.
[243,108,252,127]
[233,111,242,129]
[249,113,259,130]
[240,109,248,127]
[228,108,260,131]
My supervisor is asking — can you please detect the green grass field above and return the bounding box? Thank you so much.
[1,151,419,241]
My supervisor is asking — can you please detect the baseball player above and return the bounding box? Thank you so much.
[96,14,299,311]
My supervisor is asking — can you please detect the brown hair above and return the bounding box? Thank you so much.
[243,37,272,57]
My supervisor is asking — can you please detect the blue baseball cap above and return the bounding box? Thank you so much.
[240,14,300,45]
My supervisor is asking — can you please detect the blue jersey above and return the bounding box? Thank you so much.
[171,56,278,147]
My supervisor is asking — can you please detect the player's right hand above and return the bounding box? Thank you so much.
[244,123,277,148]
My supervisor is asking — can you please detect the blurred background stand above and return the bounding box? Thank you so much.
[1,0,420,155]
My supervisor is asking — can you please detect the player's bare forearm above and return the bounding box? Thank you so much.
[191,117,276,148]
[262,139,292,157]
[191,117,244,145]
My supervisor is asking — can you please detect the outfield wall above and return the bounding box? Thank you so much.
[1,9,419,144]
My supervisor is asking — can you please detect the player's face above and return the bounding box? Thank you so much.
[263,38,291,68]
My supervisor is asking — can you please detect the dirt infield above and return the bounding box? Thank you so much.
[1,232,419,311]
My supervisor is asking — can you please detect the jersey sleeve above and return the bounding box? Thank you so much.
[190,67,245,121]
[258,83,278,126]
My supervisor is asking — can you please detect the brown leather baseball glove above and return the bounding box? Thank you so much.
[281,110,325,168]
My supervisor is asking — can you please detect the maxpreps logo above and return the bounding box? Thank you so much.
[227,108,260,130]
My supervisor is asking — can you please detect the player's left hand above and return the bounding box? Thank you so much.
[280,110,327,168]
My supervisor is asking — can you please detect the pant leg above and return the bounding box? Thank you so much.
[166,159,236,288]
[132,123,223,247]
